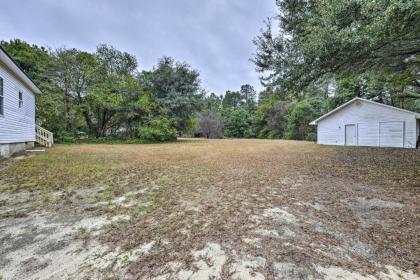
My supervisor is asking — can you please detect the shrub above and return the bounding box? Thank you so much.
[284,98,324,141]
[264,100,293,139]
[223,108,258,138]
[138,117,177,142]
[195,111,224,138]
[54,133,77,143]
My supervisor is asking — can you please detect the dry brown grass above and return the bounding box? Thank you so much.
[1,139,419,279]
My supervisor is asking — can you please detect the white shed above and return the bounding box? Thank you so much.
[310,98,420,149]
[0,47,46,157]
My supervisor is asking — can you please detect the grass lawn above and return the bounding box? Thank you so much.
[0,139,419,279]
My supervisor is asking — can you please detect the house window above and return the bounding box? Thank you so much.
[0,77,3,115]
[19,91,23,108]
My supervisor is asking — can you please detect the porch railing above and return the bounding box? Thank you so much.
[35,125,54,147]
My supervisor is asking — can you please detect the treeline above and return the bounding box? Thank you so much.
[0,39,325,142]
[1,0,419,143]
[196,86,322,140]
[1,40,203,142]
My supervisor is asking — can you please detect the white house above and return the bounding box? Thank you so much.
[310,97,420,149]
[0,46,48,157]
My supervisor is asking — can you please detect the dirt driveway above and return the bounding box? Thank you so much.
[0,140,419,279]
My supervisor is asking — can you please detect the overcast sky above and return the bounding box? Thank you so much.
[0,0,277,95]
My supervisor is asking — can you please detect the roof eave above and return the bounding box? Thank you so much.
[310,97,420,124]
[0,46,43,95]
[309,97,360,125]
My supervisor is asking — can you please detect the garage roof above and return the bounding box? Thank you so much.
[310,97,420,125]
[0,46,42,94]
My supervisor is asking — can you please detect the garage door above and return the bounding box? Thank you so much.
[379,121,404,148]
[357,123,377,147]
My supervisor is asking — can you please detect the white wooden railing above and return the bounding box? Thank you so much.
[35,125,54,147]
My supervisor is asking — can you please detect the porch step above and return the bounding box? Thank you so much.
[26,149,46,152]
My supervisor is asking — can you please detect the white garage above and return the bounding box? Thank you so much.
[310,98,420,149]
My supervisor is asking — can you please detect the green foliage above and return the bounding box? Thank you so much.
[0,39,51,82]
[204,92,223,112]
[212,85,259,139]
[256,97,293,139]
[139,57,203,135]
[223,91,243,109]
[240,84,257,112]
[55,133,77,143]
[185,117,199,136]
[223,108,257,138]
[138,117,177,142]
[0,40,185,143]
[76,137,146,144]
[253,0,420,107]
[222,85,257,111]
[284,98,325,141]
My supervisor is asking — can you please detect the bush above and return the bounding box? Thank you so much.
[54,133,77,143]
[76,136,144,144]
[195,111,224,138]
[138,117,177,142]
[223,108,258,138]
[284,98,324,141]
[264,100,293,139]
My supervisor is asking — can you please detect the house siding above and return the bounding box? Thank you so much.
[317,100,417,148]
[0,60,36,144]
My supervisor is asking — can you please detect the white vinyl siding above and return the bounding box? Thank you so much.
[0,61,36,144]
[0,77,3,116]
[317,100,417,149]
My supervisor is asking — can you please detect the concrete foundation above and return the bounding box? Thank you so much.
[0,142,34,158]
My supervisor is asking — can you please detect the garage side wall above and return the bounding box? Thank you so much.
[317,101,417,148]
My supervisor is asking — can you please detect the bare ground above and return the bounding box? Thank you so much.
[0,139,419,280]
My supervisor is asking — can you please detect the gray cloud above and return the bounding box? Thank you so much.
[0,0,276,94]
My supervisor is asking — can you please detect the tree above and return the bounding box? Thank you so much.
[222,85,257,111]
[52,48,96,134]
[240,84,257,112]
[258,99,293,139]
[0,39,51,83]
[85,44,141,137]
[195,111,224,138]
[223,108,257,138]
[253,0,420,107]
[139,57,204,134]
[1,40,177,142]
[222,90,243,109]
[284,98,325,141]
[204,92,223,112]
